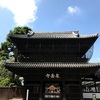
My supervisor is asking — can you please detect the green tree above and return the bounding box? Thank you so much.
[0,60,12,82]
[0,78,10,87]
[0,60,12,87]
[0,26,32,87]
[0,26,32,61]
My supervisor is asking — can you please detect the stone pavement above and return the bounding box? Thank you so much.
[9,98,23,100]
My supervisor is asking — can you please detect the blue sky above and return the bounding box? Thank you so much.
[0,0,100,62]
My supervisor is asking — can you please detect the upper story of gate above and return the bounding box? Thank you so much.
[9,31,99,62]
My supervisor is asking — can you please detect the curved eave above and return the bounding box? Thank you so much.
[4,62,100,76]
[5,62,100,68]
[9,33,99,39]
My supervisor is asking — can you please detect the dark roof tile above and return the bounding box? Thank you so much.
[10,32,99,39]
[5,62,100,69]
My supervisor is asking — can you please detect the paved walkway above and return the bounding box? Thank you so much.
[9,98,23,100]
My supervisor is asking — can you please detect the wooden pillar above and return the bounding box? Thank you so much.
[62,81,66,100]
[94,78,97,92]
[80,77,83,100]
[39,81,43,100]
[23,78,26,100]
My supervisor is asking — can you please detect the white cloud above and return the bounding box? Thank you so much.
[67,6,81,15]
[0,0,38,26]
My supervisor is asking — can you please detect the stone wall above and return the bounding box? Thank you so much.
[0,87,24,100]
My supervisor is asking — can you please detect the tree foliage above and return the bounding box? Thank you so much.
[0,60,12,81]
[10,76,22,87]
[0,78,10,87]
[0,26,32,61]
[0,26,32,87]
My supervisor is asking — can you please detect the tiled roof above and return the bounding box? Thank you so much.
[5,62,100,69]
[10,32,99,39]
